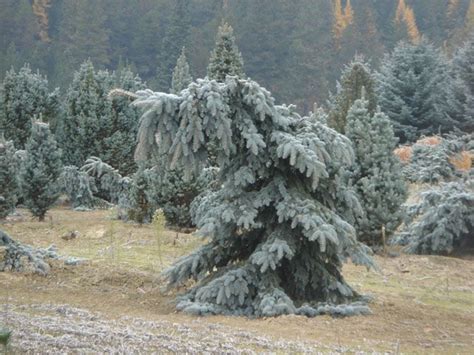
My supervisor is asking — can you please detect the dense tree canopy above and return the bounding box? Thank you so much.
[1,0,472,110]
[132,77,374,317]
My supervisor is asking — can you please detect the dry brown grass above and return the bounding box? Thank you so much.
[1,208,474,353]
[394,145,413,163]
[449,150,473,172]
[416,135,442,146]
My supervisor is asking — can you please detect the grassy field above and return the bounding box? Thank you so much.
[1,207,473,353]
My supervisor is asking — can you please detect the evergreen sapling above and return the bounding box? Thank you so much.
[0,136,19,219]
[345,99,407,247]
[171,47,193,94]
[207,22,245,82]
[20,120,62,221]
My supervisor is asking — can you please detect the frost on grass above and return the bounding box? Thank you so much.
[3,303,376,354]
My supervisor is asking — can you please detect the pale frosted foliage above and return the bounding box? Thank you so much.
[392,179,474,255]
[59,166,96,210]
[20,120,62,221]
[0,64,59,149]
[81,156,126,204]
[345,99,407,247]
[0,137,19,218]
[171,47,192,94]
[132,77,373,317]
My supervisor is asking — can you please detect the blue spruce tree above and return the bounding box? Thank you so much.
[345,99,407,247]
[207,22,245,82]
[171,47,193,94]
[0,135,19,219]
[57,60,112,167]
[0,64,59,149]
[20,120,62,221]
[449,32,474,133]
[132,77,373,317]
[377,39,453,143]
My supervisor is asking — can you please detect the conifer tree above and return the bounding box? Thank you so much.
[345,99,407,247]
[171,47,193,94]
[55,0,110,86]
[59,166,96,210]
[104,67,146,175]
[0,64,59,148]
[58,61,145,173]
[328,56,377,134]
[20,120,62,221]
[207,22,245,82]
[393,178,474,255]
[0,136,19,219]
[132,77,373,317]
[449,32,474,133]
[377,39,453,143]
[57,60,112,167]
[127,163,155,224]
[155,0,190,91]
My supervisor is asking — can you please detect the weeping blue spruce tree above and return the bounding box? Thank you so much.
[132,77,373,317]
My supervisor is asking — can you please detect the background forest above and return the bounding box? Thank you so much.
[1,0,473,112]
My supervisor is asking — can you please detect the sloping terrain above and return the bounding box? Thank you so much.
[1,208,473,353]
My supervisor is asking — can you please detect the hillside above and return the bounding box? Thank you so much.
[1,0,473,112]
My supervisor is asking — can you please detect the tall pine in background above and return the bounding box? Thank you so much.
[57,61,144,173]
[207,21,245,82]
[0,64,59,149]
[54,0,110,87]
[155,0,190,91]
[132,76,373,317]
[20,120,62,221]
[0,136,19,219]
[104,67,146,175]
[449,32,474,133]
[328,56,377,134]
[345,99,407,247]
[171,47,193,94]
[377,39,453,142]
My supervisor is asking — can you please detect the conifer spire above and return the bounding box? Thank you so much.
[207,21,245,82]
[171,47,193,94]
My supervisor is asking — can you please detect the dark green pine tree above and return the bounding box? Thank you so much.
[132,77,373,317]
[328,56,377,134]
[127,163,155,224]
[57,60,112,167]
[155,0,190,91]
[345,99,407,247]
[54,0,111,87]
[171,47,193,94]
[0,64,59,149]
[103,67,146,175]
[20,120,62,221]
[377,39,453,143]
[0,135,19,219]
[449,32,474,133]
[207,21,245,82]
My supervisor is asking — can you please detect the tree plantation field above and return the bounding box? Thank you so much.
[1,207,473,353]
[1,3,473,353]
